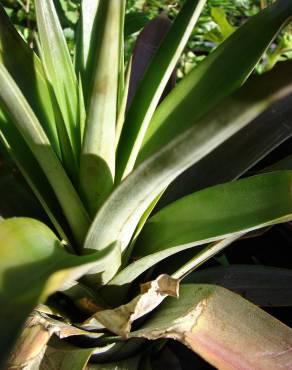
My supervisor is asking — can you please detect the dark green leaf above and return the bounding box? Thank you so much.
[183,265,292,307]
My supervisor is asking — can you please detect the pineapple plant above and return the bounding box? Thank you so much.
[1,0,292,368]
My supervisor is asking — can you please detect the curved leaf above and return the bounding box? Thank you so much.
[0,6,60,156]
[116,0,207,181]
[134,171,292,256]
[41,340,94,370]
[85,64,292,283]
[0,63,90,247]
[138,0,292,162]
[130,284,292,370]
[104,171,292,302]
[159,86,292,207]
[0,218,114,368]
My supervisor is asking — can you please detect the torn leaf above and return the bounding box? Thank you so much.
[87,274,179,337]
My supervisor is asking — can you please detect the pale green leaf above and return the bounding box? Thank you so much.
[35,0,80,158]
[75,0,100,85]
[0,5,60,156]
[80,0,126,215]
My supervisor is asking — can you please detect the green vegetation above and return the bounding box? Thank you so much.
[0,0,292,369]
[2,0,292,75]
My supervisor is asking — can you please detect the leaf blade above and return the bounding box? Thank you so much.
[35,0,80,158]
[84,57,292,283]
[80,0,126,215]
[130,284,292,370]
[0,218,114,369]
[0,64,89,247]
[116,0,207,181]
[139,0,292,162]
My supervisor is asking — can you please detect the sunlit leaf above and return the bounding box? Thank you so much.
[0,5,61,156]
[116,0,206,181]
[80,0,126,215]
[103,171,292,302]
[139,0,292,162]
[85,58,292,284]
[35,0,80,159]
[134,171,292,256]
[0,218,115,368]
[0,64,90,247]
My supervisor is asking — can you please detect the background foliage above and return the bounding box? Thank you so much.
[2,0,292,76]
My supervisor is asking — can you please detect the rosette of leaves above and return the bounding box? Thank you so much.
[1,0,292,369]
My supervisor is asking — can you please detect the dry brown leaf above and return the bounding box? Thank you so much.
[86,274,179,337]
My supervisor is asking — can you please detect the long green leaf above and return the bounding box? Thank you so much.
[130,284,292,370]
[116,0,206,181]
[75,0,100,87]
[0,218,114,369]
[138,0,292,163]
[84,57,292,284]
[134,171,292,256]
[80,0,126,215]
[0,5,60,156]
[159,86,292,207]
[0,64,89,247]
[104,171,292,300]
[35,0,80,158]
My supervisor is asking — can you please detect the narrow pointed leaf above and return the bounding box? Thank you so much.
[116,0,206,181]
[134,171,292,256]
[139,0,292,162]
[80,0,126,215]
[75,0,100,86]
[183,265,292,307]
[35,0,80,157]
[104,172,292,300]
[84,56,292,284]
[130,285,292,370]
[0,5,60,156]
[160,84,292,207]
[0,218,115,369]
[0,64,89,247]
